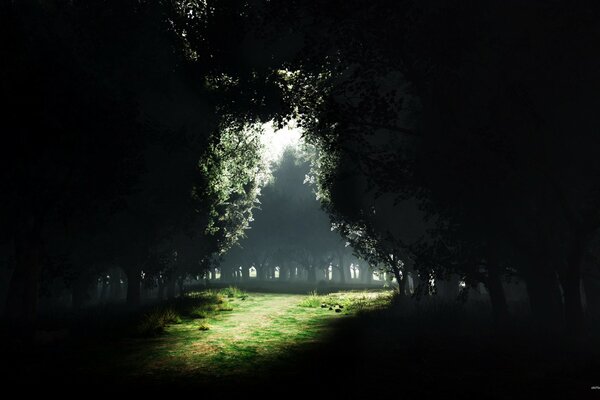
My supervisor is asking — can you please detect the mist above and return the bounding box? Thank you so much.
[1,1,600,398]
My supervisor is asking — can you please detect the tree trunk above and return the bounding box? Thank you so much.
[525,266,564,331]
[219,266,229,281]
[403,272,411,295]
[126,268,141,308]
[109,270,121,302]
[338,265,345,284]
[344,263,351,283]
[391,265,404,296]
[338,253,346,284]
[307,266,316,283]
[279,265,288,281]
[362,264,372,284]
[256,265,265,281]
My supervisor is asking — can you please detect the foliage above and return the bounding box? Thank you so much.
[197,322,210,331]
[195,121,271,259]
[251,0,600,331]
[298,291,321,308]
[220,148,347,281]
[217,302,234,312]
[137,307,182,336]
[298,291,392,314]
[219,286,248,299]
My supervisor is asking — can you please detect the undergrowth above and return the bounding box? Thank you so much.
[298,290,392,314]
[135,287,246,336]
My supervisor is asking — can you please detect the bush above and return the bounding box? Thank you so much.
[217,301,234,312]
[197,322,210,331]
[185,290,224,304]
[298,291,393,313]
[298,291,322,308]
[136,307,181,336]
[189,307,210,319]
[219,286,247,299]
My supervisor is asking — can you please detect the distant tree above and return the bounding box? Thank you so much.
[221,147,346,284]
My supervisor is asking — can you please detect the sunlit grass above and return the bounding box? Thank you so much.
[298,290,393,315]
[298,290,322,307]
[91,290,391,380]
[197,322,210,331]
[135,287,249,336]
[216,301,234,311]
[189,308,210,319]
[218,286,248,299]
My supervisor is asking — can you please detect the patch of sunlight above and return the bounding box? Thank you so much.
[106,291,391,380]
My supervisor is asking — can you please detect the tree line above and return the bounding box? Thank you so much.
[2,1,600,338]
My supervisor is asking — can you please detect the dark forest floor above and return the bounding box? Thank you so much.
[1,289,600,399]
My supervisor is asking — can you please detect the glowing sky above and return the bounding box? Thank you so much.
[260,120,303,165]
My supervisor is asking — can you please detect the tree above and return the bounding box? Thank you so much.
[1,1,148,324]
[0,0,280,322]
[221,147,346,284]
[252,0,600,334]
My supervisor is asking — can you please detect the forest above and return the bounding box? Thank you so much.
[1,1,600,397]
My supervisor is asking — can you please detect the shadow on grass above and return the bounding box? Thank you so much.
[2,294,600,399]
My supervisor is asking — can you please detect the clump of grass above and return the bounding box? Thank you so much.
[298,290,322,308]
[136,307,181,336]
[189,307,210,319]
[180,291,225,317]
[299,291,393,314]
[186,290,224,304]
[197,322,210,331]
[219,286,247,299]
[217,301,234,312]
[336,291,393,313]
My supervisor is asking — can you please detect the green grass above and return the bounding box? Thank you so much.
[135,288,246,336]
[197,322,210,331]
[136,307,182,336]
[90,290,391,380]
[298,290,322,307]
[298,290,393,314]
[219,286,248,299]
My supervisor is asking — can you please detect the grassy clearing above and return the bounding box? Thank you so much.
[134,287,248,336]
[3,289,391,386]
[88,290,391,381]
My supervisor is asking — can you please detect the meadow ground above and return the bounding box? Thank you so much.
[0,289,392,392]
[2,289,600,398]
[88,290,391,383]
